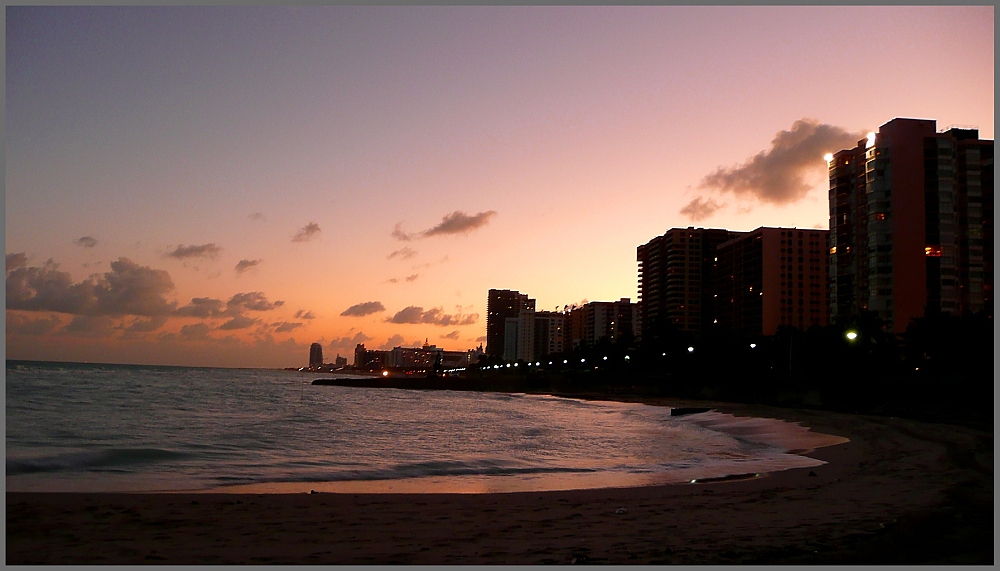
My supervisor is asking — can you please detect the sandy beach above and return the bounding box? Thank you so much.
[6,400,993,565]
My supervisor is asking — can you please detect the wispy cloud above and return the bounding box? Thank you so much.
[387,247,417,261]
[272,321,303,333]
[218,315,259,330]
[440,330,461,340]
[294,309,316,320]
[679,197,725,221]
[379,334,406,350]
[249,212,265,222]
[386,306,479,327]
[166,243,222,260]
[392,210,497,241]
[341,301,386,317]
[292,222,321,242]
[74,236,98,248]
[700,119,866,204]
[235,259,262,275]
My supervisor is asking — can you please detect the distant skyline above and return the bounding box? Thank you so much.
[6,6,994,368]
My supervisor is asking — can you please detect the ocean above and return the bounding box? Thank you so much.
[6,360,837,494]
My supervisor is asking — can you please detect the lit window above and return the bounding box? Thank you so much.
[925,245,942,257]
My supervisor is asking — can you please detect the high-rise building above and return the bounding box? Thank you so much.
[565,298,638,348]
[309,343,323,369]
[828,118,993,332]
[716,227,829,336]
[637,227,745,339]
[486,289,535,357]
[503,308,565,362]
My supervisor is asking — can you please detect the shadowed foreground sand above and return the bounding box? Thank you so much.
[6,401,993,565]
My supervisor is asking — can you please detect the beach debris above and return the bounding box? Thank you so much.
[310,490,318,494]
[808,471,818,477]
[615,507,628,514]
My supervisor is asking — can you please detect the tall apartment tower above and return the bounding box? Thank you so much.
[828,118,994,332]
[637,227,745,339]
[716,227,829,336]
[486,289,535,357]
[565,298,639,348]
[309,343,323,368]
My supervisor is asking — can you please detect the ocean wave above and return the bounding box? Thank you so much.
[6,447,191,475]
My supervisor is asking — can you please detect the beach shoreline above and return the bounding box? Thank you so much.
[7,397,993,564]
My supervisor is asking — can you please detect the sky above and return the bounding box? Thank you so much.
[5,6,994,368]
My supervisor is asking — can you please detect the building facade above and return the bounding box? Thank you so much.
[828,118,994,332]
[716,227,829,336]
[486,289,535,357]
[565,298,638,348]
[309,343,323,368]
[637,227,745,339]
[504,308,565,362]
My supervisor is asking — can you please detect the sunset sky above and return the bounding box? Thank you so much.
[6,6,994,368]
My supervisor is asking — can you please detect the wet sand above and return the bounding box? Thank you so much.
[6,400,993,565]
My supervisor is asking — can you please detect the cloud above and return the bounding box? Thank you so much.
[249,212,265,222]
[62,315,117,337]
[235,259,262,275]
[226,292,283,313]
[6,253,28,272]
[219,315,259,330]
[386,306,479,327]
[387,247,417,260]
[292,222,321,242]
[441,330,461,340]
[167,243,222,260]
[180,322,212,341]
[341,301,386,317]
[476,336,486,342]
[294,309,316,320]
[699,119,866,204]
[6,313,62,336]
[125,316,168,333]
[327,331,373,353]
[391,223,413,242]
[7,257,176,316]
[175,297,225,318]
[392,210,497,241]
[75,236,98,248]
[272,321,303,333]
[679,197,725,221]
[379,334,406,350]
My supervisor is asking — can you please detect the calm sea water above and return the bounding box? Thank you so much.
[6,361,833,493]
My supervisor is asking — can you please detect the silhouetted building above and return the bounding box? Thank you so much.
[716,227,829,335]
[353,343,388,370]
[637,227,745,339]
[565,298,638,348]
[486,289,535,357]
[309,343,323,369]
[504,309,565,362]
[828,118,994,332]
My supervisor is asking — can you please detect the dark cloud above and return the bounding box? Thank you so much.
[7,253,28,272]
[175,297,225,318]
[387,247,417,260]
[441,330,461,340]
[180,322,212,341]
[226,292,284,313]
[422,210,497,238]
[391,223,413,242]
[249,212,265,222]
[386,306,479,327]
[75,236,98,248]
[167,243,222,260]
[292,222,321,242]
[62,315,117,337]
[379,334,406,350]
[405,274,419,282]
[7,257,176,316]
[273,321,303,333]
[341,301,386,317]
[699,119,866,204]
[6,313,62,336]
[476,336,486,342]
[392,211,497,242]
[126,316,168,333]
[235,259,262,275]
[218,315,259,330]
[294,309,316,320]
[679,197,725,221]
[327,331,373,352]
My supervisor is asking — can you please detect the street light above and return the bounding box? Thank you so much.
[687,346,694,353]
[846,331,858,341]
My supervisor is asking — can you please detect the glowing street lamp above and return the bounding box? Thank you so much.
[687,346,695,353]
[846,331,859,341]
[750,343,756,349]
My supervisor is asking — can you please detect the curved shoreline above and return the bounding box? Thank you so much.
[7,398,992,564]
